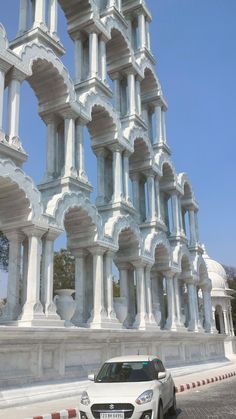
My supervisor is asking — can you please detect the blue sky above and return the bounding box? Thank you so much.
[0,0,235,269]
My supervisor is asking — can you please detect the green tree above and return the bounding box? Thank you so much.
[223,265,236,334]
[53,249,75,291]
[0,232,9,272]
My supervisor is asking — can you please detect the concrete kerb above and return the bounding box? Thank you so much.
[25,408,78,419]
[175,370,236,393]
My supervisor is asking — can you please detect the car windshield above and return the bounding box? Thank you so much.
[95,361,154,383]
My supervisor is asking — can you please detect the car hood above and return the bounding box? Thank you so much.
[86,381,155,399]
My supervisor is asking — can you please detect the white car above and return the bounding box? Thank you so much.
[79,355,176,419]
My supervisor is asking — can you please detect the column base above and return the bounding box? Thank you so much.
[88,318,123,329]
[133,313,150,330]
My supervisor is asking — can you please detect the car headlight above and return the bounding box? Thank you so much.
[135,390,153,405]
[81,391,90,406]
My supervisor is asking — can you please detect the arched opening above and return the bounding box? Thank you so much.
[179,255,192,329]
[140,68,160,141]
[113,227,140,328]
[181,182,194,243]
[215,305,224,334]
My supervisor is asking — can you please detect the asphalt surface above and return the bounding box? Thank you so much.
[167,375,236,418]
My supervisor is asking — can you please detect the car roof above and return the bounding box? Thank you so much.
[105,355,161,363]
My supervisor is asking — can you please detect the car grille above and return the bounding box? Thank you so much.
[91,404,134,419]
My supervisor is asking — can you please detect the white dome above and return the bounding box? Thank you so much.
[203,248,228,290]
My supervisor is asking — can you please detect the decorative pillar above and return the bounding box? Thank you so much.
[148,110,153,143]
[0,69,5,134]
[64,118,76,178]
[171,192,181,236]
[138,13,146,49]
[145,265,156,325]
[195,210,200,243]
[48,0,57,35]
[147,173,156,222]
[133,262,147,329]
[19,0,29,33]
[104,251,117,321]
[89,247,106,327]
[118,263,129,326]
[127,72,136,115]
[154,177,162,221]
[45,118,56,180]
[74,35,83,83]
[189,208,197,246]
[113,75,121,113]
[41,232,61,321]
[136,78,142,116]
[173,275,184,328]
[89,32,98,78]
[99,38,107,83]
[112,146,123,202]
[131,174,140,214]
[21,238,28,306]
[146,20,151,50]
[223,309,229,335]
[161,110,167,143]
[75,121,86,179]
[165,273,178,331]
[20,228,46,325]
[178,198,184,235]
[229,309,234,336]
[96,148,106,205]
[123,151,130,202]
[202,289,213,333]
[142,106,148,126]
[7,76,21,140]
[3,231,24,321]
[154,105,163,144]
[71,249,87,326]
[34,0,46,28]
[187,282,198,332]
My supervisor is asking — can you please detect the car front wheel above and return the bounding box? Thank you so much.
[157,401,164,419]
[169,390,177,415]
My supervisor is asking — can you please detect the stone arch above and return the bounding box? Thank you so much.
[145,231,172,264]
[0,23,9,49]
[140,65,162,103]
[83,93,121,140]
[105,18,133,69]
[46,191,103,242]
[105,215,142,251]
[20,43,76,107]
[130,135,152,168]
[0,159,44,226]
[59,0,99,22]
[178,173,195,201]
[129,127,153,156]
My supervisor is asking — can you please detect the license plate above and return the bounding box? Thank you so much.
[100,414,124,419]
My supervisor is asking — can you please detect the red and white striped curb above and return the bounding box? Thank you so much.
[26,407,78,419]
[175,371,236,393]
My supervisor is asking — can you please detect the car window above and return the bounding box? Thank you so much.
[153,359,166,375]
[95,361,155,383]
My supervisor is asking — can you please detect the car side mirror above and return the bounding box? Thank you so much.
[158,372,166,380]
[88,373,95,381]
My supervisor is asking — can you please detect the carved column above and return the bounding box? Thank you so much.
[131,174,140,214]
[223,309,229,335]
[74,35,83,83]
[145,265,156,325]
[3,231,24,321]
[229,309,234,336]
[165,272,178,331]
[112,146,123,202]
[138,13,146,49]
[154,177,162,221]
[113,73,121,113]
[123,151,130,202]
[75,121,86,179]
[187,282,198,332]
[127,72,136,115]
[133,262,147,329]
[146,20,151,50]
[20,228,46,325]
[89,32,99,78]
[34,0,46,28]
[21,238,28,306]
[7,75,22,141]
[171,191,181,236]
[64,117,76,177]
[41,232,61,322]
[154,105,163,144]
[189,208,197,246]
[48,0,57,35]
[0,69,5,134]
[173,275,184,328]
[202,289,213,333]
[104,251,117,321]
[136,77,142,116]
[99,38,107,83]
[19,0,29,33]
[45,117,56,180]
[118,262,129,326]
[89,247,106,327]
[96,148,106,205]
[71,249,87,326]
[147,173,156,222]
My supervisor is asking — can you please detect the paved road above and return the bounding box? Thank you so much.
[167,375,236,418]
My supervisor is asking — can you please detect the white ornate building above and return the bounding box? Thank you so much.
[0,0,235,387]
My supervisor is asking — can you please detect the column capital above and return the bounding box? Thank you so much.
[22,225,47,239]
[4,230,25,243]
[70,248,88,258]
[89,246,106,256]
[132,260,146,269]
[7,67,26,83]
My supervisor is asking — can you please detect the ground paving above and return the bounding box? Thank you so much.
[0,360,236,419]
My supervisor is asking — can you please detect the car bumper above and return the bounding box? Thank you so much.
[79,401,156,419]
